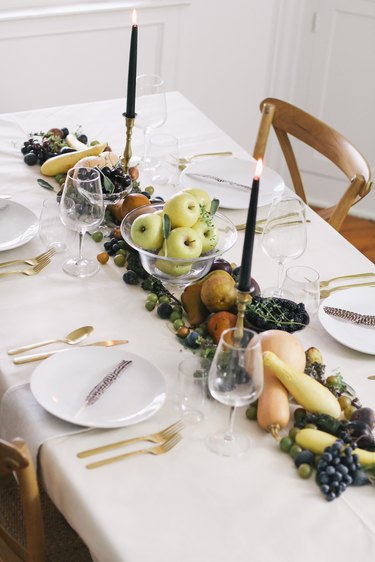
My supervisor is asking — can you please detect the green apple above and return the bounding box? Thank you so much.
[156,245,192,277]
[183,187,211,212]
[163,192,200,228]
[130,213,163,250]
[165,226,202,259]
[191,218,219,254]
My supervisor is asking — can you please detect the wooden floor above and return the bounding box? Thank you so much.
[312,208,375,264]
[340,213,375,264]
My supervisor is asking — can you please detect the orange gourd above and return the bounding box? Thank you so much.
[257,330,306,436]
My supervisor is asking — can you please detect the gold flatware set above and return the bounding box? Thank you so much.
[319,272,375,298]
[236,218,311,234]
[8,325,94,355]
[0,248,56,277]
[170,151,233,170]
[77,420,184,459]
[12,340,129,364]
[8,325,128,364]
[77,421,184,469]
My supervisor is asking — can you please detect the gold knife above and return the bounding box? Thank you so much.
[13,340,129,365]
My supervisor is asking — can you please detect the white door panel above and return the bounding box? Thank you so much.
[279,0,375,218]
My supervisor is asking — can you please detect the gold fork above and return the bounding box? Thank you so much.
[77,420,184,458]
[320,272,375,288]
[320,282,375,298]
[86,433,182,469]
[169,151,233,171]
[236,219,311,233]
[0,258,51,278]
[0,248,56,269]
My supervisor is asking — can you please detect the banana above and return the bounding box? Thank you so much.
[65,133,88,150]
[296,428,375,466]
[263,351,341,418]
[40,142,107,176]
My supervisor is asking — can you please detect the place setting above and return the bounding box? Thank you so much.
[179,156,285,209]
[318,286,375,355]
[0,198,39,251]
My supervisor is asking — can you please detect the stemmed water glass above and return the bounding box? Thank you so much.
[261,195,307,297]
[135,74,167,168]
[206,328,264,457]
[59,167,104,278]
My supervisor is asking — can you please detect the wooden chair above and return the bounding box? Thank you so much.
[255,97,372,231]
[0,438,94,562]
[0,438,44,562]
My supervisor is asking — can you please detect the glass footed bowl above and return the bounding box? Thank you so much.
[120,203,238,288]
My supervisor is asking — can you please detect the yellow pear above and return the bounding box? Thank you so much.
[200,270,237,312]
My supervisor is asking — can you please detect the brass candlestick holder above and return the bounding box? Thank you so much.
[121,114,135,173]
[234,289,252,343]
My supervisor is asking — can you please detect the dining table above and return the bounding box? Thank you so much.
[0,91,375,562]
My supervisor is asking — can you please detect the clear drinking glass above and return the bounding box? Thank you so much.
[178,355,209,424]
[39,198,75,253]
[283,265,320,316]
[149,133,179,186]
[59,167,104,278]
[135,74,167,168]
[205,328,263,456]
[261,195,307,297]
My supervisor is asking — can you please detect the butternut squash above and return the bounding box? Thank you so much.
[257,331,305,435]
[263,351,341,418]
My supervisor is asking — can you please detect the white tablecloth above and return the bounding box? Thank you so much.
[0,92,375,562]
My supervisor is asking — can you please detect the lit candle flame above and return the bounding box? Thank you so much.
[255,158,263,179]
[132,9,137,25]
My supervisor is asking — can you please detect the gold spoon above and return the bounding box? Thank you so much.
[7,326,94,355]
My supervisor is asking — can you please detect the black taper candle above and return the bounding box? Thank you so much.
[237,159,263,292]
[126,10,138,118]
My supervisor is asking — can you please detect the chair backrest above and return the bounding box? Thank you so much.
[0,438,44,562]
[256,97,372,231]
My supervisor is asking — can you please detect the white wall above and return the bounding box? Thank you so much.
[176,0,280,153]
[1,0,374,219]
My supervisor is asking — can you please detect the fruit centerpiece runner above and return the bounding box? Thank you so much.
[248,330,375,501]
[19,127,375,502]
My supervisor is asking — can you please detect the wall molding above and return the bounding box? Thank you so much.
[0,1,189,112]
[0,1,189,22]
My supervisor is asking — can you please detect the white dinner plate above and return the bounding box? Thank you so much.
[30,347,167,428]
[180,157,285,209]
[0,200,39,251]
[318,287,375,355]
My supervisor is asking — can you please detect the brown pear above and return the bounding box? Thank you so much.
[181,269,230,326]
[200,270,237,312]
[181,281,209,327]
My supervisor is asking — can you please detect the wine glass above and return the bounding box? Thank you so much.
[135,74,167,169]
[205,328,263,456]
[59,167,104,278]
[261,195,307,297]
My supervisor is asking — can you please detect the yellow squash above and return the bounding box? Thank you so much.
[263,351,341,418]
[296,428,375,466]
[40,142,107,176]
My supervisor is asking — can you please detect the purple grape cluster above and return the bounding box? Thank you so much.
[316,440,361,501]
[21,138,58,166]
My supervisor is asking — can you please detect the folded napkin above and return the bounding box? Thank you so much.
[0,383,91,465]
